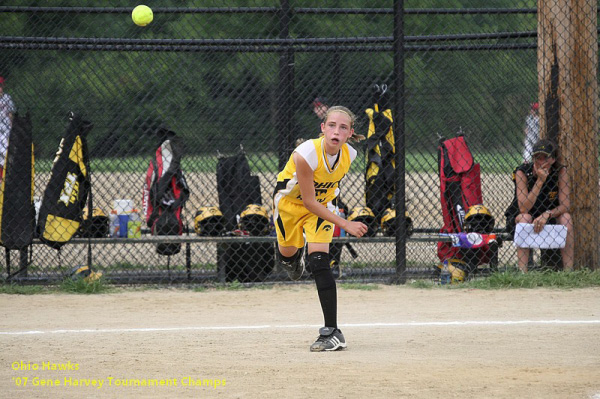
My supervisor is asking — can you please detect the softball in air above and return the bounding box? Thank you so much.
[132,5,153,26]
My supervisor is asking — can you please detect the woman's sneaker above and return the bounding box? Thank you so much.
[310,327,346,352]
[278,246,305,280]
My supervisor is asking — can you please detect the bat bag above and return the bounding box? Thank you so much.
[437,135,494,271]
[38,113,92,250]
[365,84,395,222]
[0,113,35,249]
[143,132,190,256]
[216,148,270,281]
[216,148,261,232]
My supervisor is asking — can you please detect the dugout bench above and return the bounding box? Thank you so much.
[6,232,514,284]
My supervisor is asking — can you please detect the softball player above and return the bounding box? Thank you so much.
[273,105,367,351]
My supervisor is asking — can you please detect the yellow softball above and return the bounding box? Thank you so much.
[132,5,153,27]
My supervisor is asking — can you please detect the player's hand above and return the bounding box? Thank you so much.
[532,212,550,233]
[534,162,550,183]
[345,221,368,238]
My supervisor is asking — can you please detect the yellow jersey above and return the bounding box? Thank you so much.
[274,138,356,206]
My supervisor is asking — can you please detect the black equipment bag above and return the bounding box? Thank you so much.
[216,148,271,281]
[217,149,262,232]
[0,113,35,249]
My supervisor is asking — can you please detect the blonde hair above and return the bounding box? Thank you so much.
[321,105,365,142]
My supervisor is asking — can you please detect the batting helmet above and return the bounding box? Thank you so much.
[380,208,413,237]
[437,259,467,284]
[194,206,226,236]
[347,206,377,237]
[239,204,270,236]
[79,207,109,238]
[464,204,495,234]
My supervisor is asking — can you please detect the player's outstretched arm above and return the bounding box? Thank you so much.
[294,153,367,237]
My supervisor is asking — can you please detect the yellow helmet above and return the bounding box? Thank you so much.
[239,204,270,236]
[194,206,225,236]
[347,206,377,237]
[437,259,467,284]
[464,204,495,233]
[380,208,413,237]
[68,265,103,282]
[83,207,107,219]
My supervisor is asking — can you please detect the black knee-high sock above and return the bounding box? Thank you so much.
[317,281,337,329]
[309,252,337,329]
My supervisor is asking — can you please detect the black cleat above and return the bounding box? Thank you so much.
[278,246,305,281]
[310,327,347,352]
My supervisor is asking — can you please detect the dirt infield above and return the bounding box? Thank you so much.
[2,286,599,398]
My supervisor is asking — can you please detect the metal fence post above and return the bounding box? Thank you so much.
[277,0,295,170]
[393,0,407,284]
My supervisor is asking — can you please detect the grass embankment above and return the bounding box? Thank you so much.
[1,270,599,294]
[410,269,600,289]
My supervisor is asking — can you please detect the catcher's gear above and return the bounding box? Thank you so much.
[347,206,377,237]
[68,265,103,282]
[380,208,413,237]
[194,206,226,236]
[437,259,467,284]
[239,204,270,236]
[79,207,109,238]
[464,204,495,234]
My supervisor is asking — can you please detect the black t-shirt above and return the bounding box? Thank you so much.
[505,162,563,232]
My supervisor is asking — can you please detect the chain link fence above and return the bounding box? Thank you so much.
[0,1,597,285]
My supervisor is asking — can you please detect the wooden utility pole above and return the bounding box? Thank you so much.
[538,0,599,269]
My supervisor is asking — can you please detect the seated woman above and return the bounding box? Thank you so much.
[510,139,574,272]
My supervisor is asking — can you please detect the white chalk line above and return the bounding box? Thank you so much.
[1,319,599,336]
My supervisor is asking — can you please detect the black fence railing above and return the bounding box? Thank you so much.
[0,1,597,285]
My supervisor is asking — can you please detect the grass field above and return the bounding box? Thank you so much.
[34,150,525,174]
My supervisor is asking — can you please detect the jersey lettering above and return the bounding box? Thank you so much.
[315,188,327,197]
[314,181,338,189]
